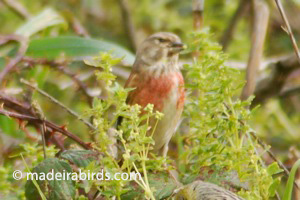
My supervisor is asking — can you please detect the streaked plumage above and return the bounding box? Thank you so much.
[124,32,185,156]
[175,181,245,200]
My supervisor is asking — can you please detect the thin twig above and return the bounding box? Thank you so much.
[249,131,300,191]
[224,102,299,190]
[274,0,300,64]
[280,85,300,97]
[117,0,137,52]
[31,101,47,159]
[0,34,23,45]
[252,54,300,107]
[240,0,269,101]
[249,131,290,176]
[22,57,94,105]
[0,35,28,85]
[20,79,96,130]
[0,92,64,150]
[71,16,90,38]
[55,65,94,106]
[2,0,31,19]
[249,133,281,200]
[0,108,91,150]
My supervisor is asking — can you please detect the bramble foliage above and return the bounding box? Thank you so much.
[0,144,58,199]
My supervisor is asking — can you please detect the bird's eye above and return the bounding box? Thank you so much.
[158,38,167,43]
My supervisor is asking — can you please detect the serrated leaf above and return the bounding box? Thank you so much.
[26,36,135,65]
[25,158,75,200]
[60,150,98,168]
[15,8,65,37]
[121,172,177,200]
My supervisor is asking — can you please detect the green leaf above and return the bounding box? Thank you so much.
[121,172,177,200]
[283,159,300,200]
[269,177,281,197]
[267,162,283,176]
[15,8,65,37]
[60,150,98,168]
[26,36,135,65]
[0,116,24,138]
[21,154,47,200]
[25,158,75,200]
[25,67,49,88]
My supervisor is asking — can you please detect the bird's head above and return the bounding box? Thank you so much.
[134,32,185,71]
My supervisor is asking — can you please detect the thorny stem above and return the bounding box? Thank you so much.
[0,108,91,149]
[0,35,28,85]
[41,123,47,159]
[20,79,96,130]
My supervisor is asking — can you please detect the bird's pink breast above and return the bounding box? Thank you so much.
[127,72,185,112]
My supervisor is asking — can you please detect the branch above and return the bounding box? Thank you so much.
[55,65,94,105]
[252,54,300,106]
[0,35,28,85]
[70,16,90,38]
[280,85,300,98]
[234,116,300,191]
[192,0,205,30]
[2,0,31,19]
[0,93,92,150]
[192,0,205,59]
[117,0,137,52]
[0,93,32,115]
[31,101,47,159]
[250,132,289,177]
[220,0,249,51]
[0,108,91,150]
[250,131,299,191]
[241,0,269,100]
[20,79,96,130]
[22,57,94,105]
[274,0,300,63]
[0,34,23,45]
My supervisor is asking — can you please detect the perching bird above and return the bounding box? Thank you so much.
[122,32,185,157]
[175,180,245,200]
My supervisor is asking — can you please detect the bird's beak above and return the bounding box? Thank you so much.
[170,42,187,52]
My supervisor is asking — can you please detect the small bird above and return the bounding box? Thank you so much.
[123,32,185,157]
[175,180,245,200]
